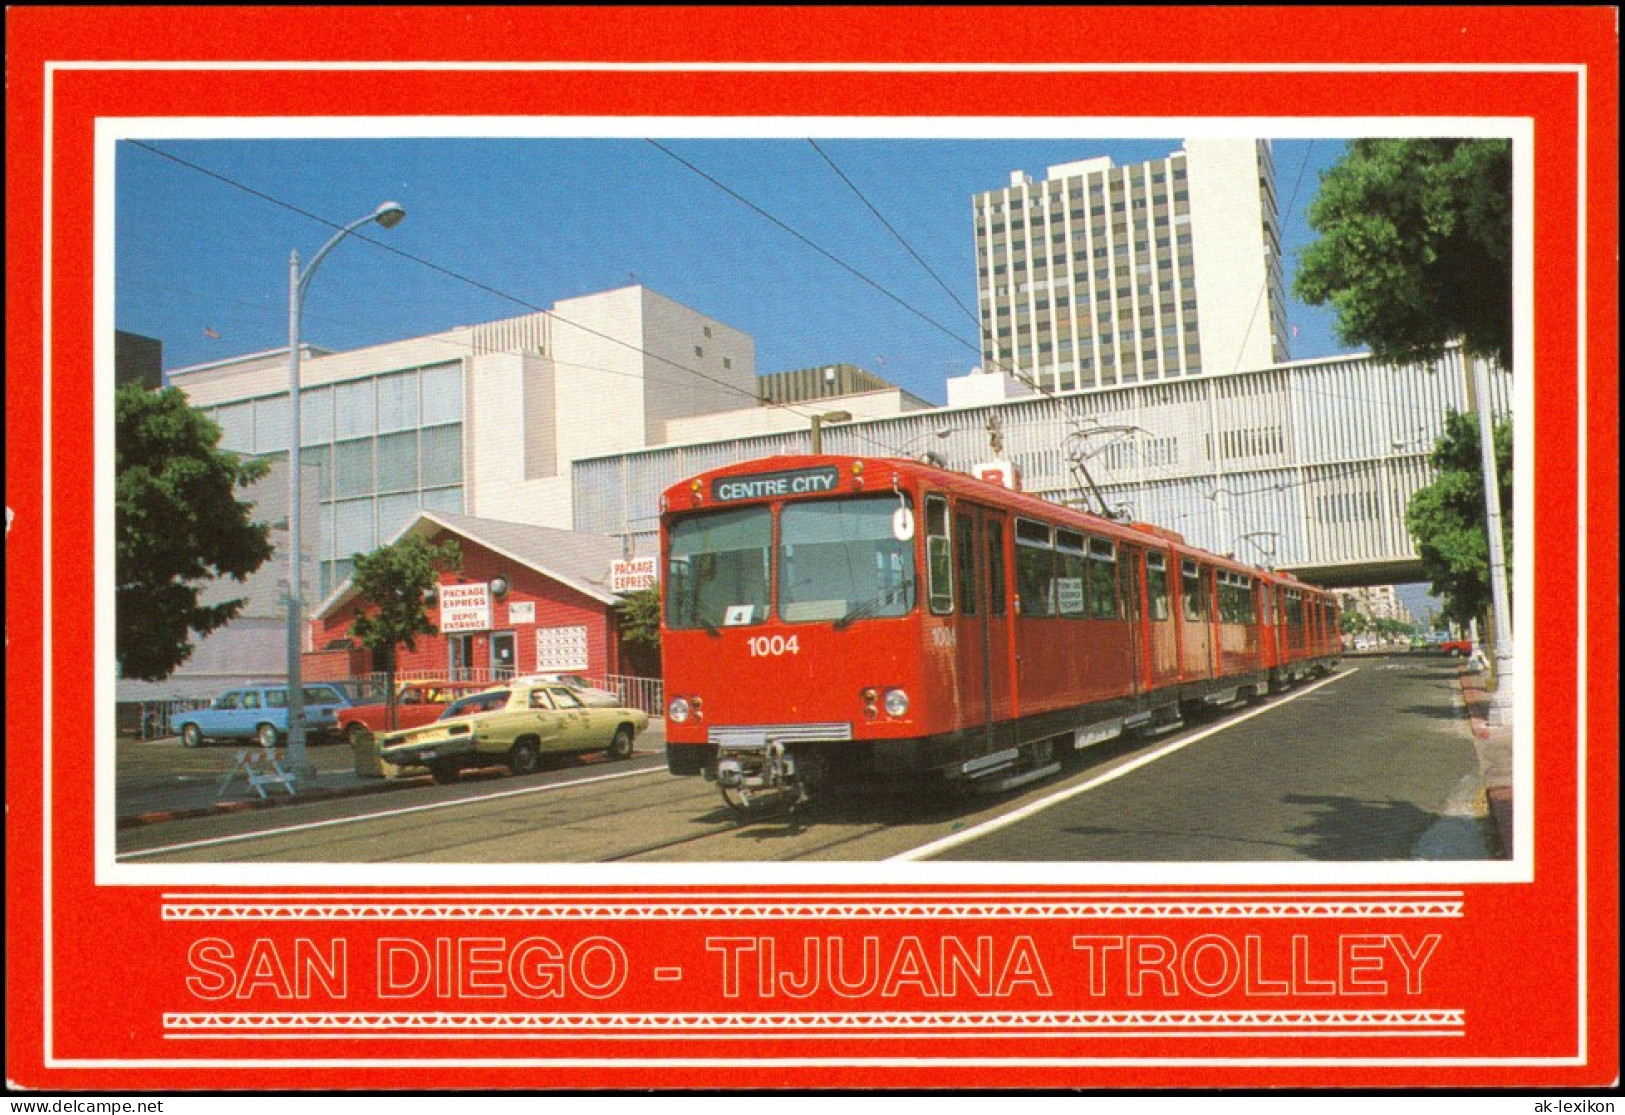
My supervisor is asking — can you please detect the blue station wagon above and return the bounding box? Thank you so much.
[173,685,352,749]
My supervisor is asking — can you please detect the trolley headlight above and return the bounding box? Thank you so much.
[883,688,910,718]
[668,697,692,724]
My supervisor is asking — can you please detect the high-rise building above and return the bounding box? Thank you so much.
[973,139,1289,394]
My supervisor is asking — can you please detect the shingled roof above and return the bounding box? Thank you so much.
[311,510,631,620]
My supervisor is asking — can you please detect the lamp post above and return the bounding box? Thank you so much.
[809,410,852,455]
[1471,355,1514,726]
[284,201,406,781]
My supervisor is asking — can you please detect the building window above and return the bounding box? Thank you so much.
[376,371,418,433]
[420,424,464,489]
[375,430,418,492]
[334,379,375,440]
[333,437,373,498]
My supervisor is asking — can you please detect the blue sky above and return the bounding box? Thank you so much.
[115,136,1359,406]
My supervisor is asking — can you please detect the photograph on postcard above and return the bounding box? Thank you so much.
[103,123,1530,891]
[6,6,1614,1093]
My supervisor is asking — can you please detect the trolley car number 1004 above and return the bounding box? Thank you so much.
[748,635,800,657]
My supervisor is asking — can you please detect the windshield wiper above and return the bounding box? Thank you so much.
[832,578,914,631]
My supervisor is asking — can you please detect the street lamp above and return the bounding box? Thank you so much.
[284,201,406,781]
[809,410,852,455]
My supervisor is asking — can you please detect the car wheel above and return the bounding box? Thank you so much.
[257,723,280,749]
[348,724,372,750]
[181,723,203,749]
[508,739,542,776]
[607,725,635,761]
[429,760,460,785]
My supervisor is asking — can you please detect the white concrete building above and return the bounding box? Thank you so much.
[973,139,1288,393]
[170,285,756,599]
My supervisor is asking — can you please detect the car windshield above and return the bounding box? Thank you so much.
[665,506,771,631]
[439,691,510,719]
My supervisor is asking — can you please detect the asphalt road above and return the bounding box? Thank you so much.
[117,657,1490,865]
[910,657,1486,861]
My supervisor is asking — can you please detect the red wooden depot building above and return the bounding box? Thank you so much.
[305,511,656,685]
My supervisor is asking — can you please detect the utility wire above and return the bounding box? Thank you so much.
[646,140,983,359]
[807,139,981,329]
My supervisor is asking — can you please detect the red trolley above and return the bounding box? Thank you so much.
[659,455,1341,813]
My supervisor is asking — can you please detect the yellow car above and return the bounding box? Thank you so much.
[378,681,649,784]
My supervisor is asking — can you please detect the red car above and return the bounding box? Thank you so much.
[339,680,504,747]
[1440,639,1474,658]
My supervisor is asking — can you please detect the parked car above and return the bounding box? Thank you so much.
[1440,639,1474,657]
[378,681,649,783]
[339,680,507,748]
[509,673,622,707]
[173,684,352,749]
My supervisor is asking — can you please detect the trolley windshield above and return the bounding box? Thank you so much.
[665,495,916,631]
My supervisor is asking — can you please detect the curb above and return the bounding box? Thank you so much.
[1455,667,1514,859]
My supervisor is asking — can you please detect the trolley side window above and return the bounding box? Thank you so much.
[779,496,916,624]
[1088,537,1117,619]
[1119,546,1141,620]
[925,495,954,615]
[665,506,772,630]
[1218,571,1251,624]
[1054,528,1087,616]
[955,512,978,615]
[1015,518,1055,617]
[1146,551,1170,621]
[1182,559,1206,622]
[987,520,1007,616]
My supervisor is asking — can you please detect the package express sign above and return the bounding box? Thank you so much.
[438,582,492,633]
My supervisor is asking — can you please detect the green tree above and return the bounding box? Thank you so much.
[116,383,274,681]
[1404,409,1513,635]
[613,586,663,678]
[615,586,662,650]
[348,535,463,731]
[1295,138,1512,371]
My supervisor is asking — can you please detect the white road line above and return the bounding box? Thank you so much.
[117,765,668,860]
[890,668,1361,862]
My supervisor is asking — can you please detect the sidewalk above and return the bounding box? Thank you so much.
[1456,666,1514,858]
[115,725,668,828]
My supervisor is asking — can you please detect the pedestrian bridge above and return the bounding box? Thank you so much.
[573,347,1511,590]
